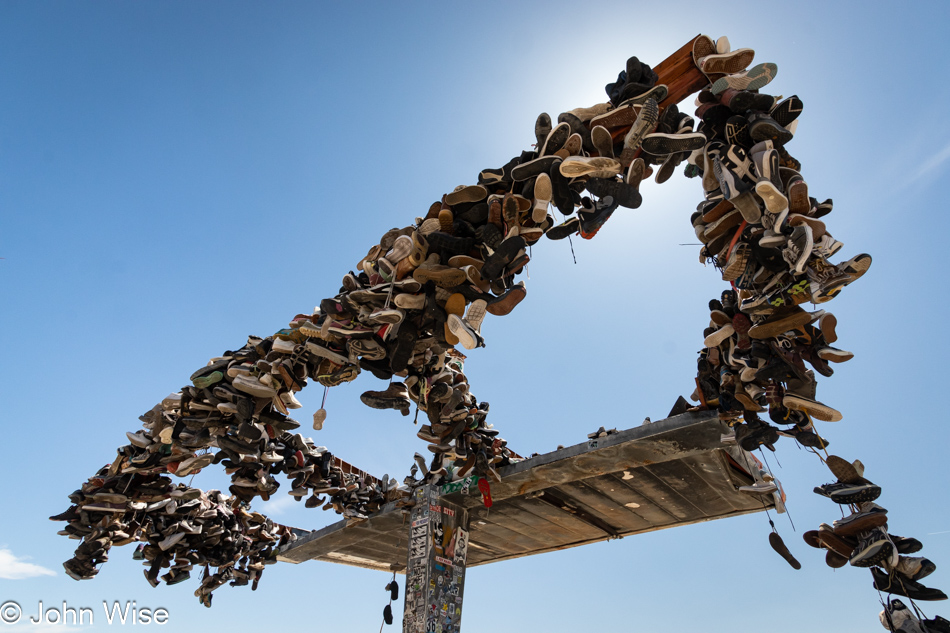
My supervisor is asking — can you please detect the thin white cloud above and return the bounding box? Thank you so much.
[901,139,950,189]
[0,548,56,580]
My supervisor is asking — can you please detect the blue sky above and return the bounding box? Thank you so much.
[2,1,950,631]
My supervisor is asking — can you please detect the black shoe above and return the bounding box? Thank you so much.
[725,115,753,147]
[386,580,399,601]
[849,527,895,567]
[481,236,526,281]
[382,604,393,626]
[558,111,594,153]
[813,481,882,505]
[748,113,794,146]
[427,232,475,257]
[769,95,804,127]
[891,535,924,555]
[511,155,560,182]
[922,616,950,632]
[585,177,642,209]
[549,161,574,215]
[578,195,619,239]
[871,567,948,602]
[545,217,579,241]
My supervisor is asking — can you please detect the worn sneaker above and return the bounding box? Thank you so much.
[886,556,937,582]
[871,567,948,602]
[621,98,659,156]
[850,527,898,568]
[711,63,779,95]
[814,480,882,504]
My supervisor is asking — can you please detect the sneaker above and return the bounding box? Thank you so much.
[532,172,552,223]
[546,217,579,240]
[814,480,882,504]
[783,392,841,422]
[871,567,948,602]
[833,502,889,536]
[881,599,925,633]
[448,300,487,350]
[620,98,659,156]
[850,527,898,568]
[640,132,707,156]
[886,556,938,582]
[585,177,642,209]
[711,63,779,95]
[591,125,614,158]
[558,156,622,178]
[738,480,777,495]
[698,48,755,76]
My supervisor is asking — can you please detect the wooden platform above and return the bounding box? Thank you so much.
[277,410,773,571]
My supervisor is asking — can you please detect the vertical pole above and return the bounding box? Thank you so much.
[402,485,469,633]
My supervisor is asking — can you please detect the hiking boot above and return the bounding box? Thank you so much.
[360,383,411,413]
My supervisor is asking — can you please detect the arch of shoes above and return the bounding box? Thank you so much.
[51,34,949,627]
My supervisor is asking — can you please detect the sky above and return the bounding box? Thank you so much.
[2,1,950,631]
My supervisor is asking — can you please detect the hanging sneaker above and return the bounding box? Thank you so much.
[850,527,898,568]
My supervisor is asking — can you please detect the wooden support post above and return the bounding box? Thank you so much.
[403,485,470,633]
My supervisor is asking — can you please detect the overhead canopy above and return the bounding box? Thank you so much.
[277,410,773,571]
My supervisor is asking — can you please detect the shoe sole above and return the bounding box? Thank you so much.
[711,63,778,95]
[447,314,478,350]
[444,185,487,206]
[617,83,669,107]
[622,99,659,153]
[558,157,622,178]
[748,308,818,339]
[770,95,804,127]
[769,532,802,570]
[640,132,706,156]
[545,218,579,240]
[443,293,465,346]
[825,454,863,483]
[755,181,788,215]
[412,267,466,288]
[540,122,571,156]
[833,512,888,537]
[590,105,640,130]
[850,536,895,568]
[701,49,755,76]
[818,347,854,363]
[783,394,842,422]
[532,173,553,223]
[591,125,614,158]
